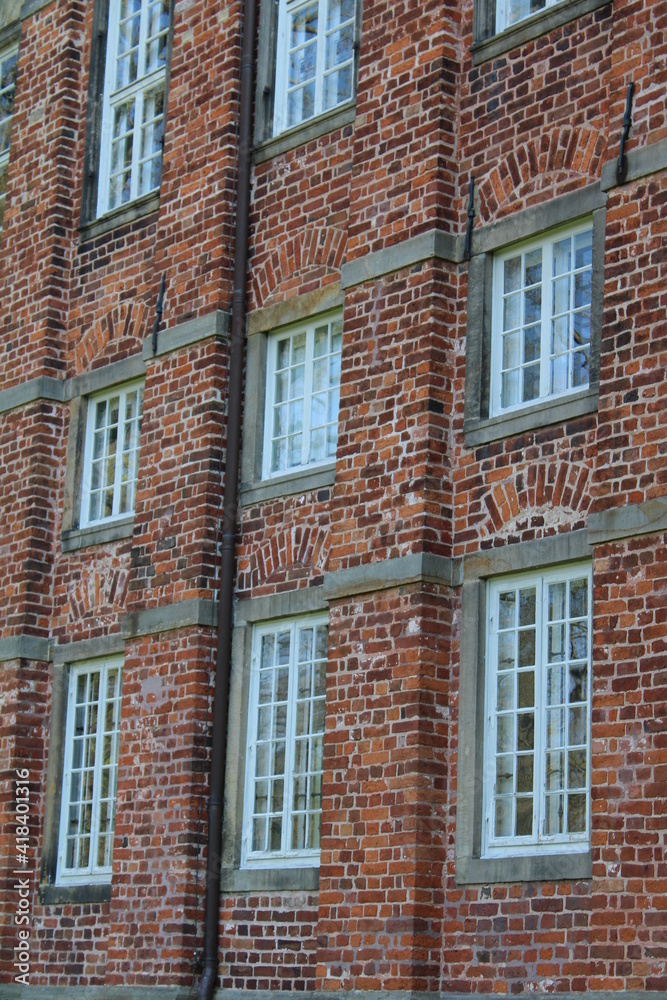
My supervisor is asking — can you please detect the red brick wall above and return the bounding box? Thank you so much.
[0,0,665,991]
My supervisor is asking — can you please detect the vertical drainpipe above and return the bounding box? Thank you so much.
[197,0,257,995]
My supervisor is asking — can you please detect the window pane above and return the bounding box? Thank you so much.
[497,631,515,672]
[552,274,570,316]
[505,0,547,27]
[495,796,512,837]
[519,588,536,626]
[524,285,542,324]
[523,362,540,402]
[515,796,533,836]
[496,755,513,794]
[503,292,521,332]
[572,346,589,388]
[497,715,514,754]
[568,793,586,833]
[574,230,593,269]
[497,673,513,712]
[324,61,352,110]
[502,330,520,369]
[518,669,535,705]
[524,324,540,363]
[524,249,542,286]
[551,351,568,395]
[504,255,521,294]
[499,591,515,629]
[544,792,563,835]
[552,236,571,277]
[569,664,587,704]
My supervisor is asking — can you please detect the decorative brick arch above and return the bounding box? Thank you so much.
[252,225,346,308]
[480,460,592,539]
[477,127,607,224]
[74,299,148,374]
[67,564,129,624]
[240,524,331,591]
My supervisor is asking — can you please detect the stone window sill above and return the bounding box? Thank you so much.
[254,104,356,165]
[241,464,336,506]
[62,517,134,553]
[457,850,592,885]
[39,882,112,906]
[471,0,611,65]
[79,192,160,243]
[464,386,598,448]
[220,866,319,894]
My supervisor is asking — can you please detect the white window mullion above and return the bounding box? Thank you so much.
[89,663,108,872]
[283,622,298,853]
[98,7,119,217]
[263,338,278,479]
[491,261,503,415]
[314,0,327,118]
[485,603,498,846]
[274,0,289,133]
[132,0,149,204]
[541,241,553,400]
[138,0,149,81]
[534,579,546,842]
[243,645,260,862]
[127,89,139,204]
[57,675,78,877]
[112,392,126,518]
[302,325,315,466]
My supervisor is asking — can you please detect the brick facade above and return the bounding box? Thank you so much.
[0,0,665,995]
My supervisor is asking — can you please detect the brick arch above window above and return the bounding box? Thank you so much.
[73,300,148,375]
[252,225,347,309]
[238,524,331,592]
[66,565,130,625]
[479,461,592,540]
[476,127,607,226]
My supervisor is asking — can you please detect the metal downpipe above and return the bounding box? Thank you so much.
[197,0,257,993]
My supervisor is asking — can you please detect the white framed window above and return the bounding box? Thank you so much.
[80,381,144,527]
[496,0,562,31]
[273,0,356,135]
[263,313,342,478]
[57,658,123,885]
[483,564,592,858]
[242,616,327,867]
[0,43,18,230]
[97,0,170,217]
[491,220,593,416]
